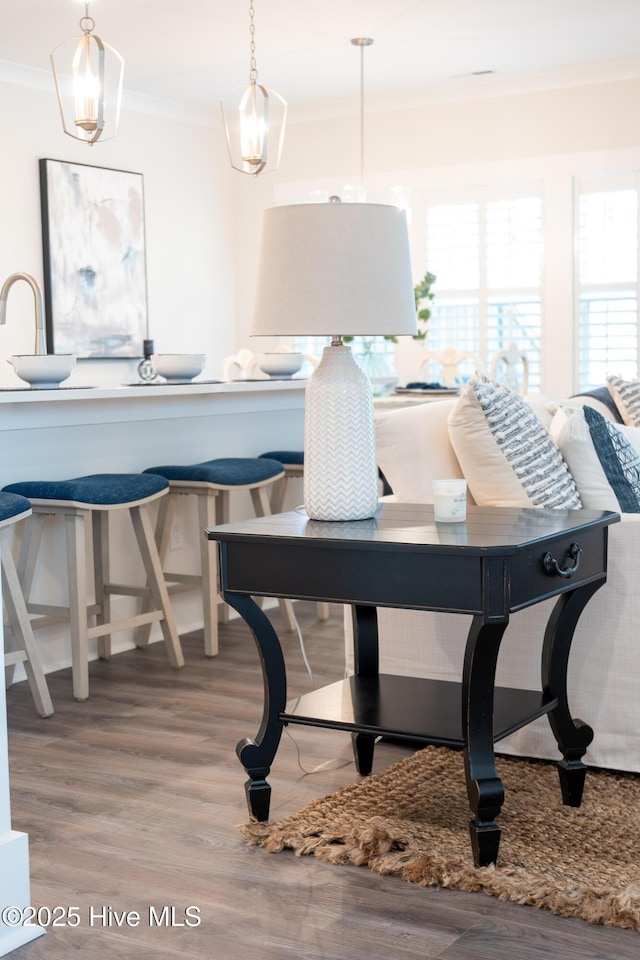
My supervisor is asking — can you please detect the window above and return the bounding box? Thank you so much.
[576,174,639,389]
[423,185,543,389]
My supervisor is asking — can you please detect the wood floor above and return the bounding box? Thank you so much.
[5,602,639,960]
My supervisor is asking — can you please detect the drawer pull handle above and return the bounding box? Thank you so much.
[542,542,581,578]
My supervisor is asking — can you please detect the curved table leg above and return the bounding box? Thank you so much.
[351,604,379,775]
[462,616,509,867]
[542,578,604,807]
[223,592,287,822]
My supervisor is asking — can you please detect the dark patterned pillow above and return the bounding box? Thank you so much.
[571,386,624,423]
[583,405,640,512]
[606,374,640,427]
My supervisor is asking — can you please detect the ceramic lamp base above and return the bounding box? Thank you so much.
[303,344,379,521]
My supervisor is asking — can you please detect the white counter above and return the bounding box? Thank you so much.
[0,379,306,486]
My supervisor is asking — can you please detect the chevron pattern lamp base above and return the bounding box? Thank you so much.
[303,344,379,521]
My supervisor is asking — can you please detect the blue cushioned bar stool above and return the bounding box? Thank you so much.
[259,450,330,622]
[259,450,304,514]
[1,492,53,717]
[141,457,297,658]
[2,474,184,702]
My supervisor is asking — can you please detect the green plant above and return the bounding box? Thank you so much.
[343,269,436,345]
[412,269,436,342]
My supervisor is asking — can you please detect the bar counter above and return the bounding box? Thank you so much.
[0,378,306,670]
[0,379,306,487]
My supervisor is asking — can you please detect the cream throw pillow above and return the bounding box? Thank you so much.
[448,379,581,509]
[375,398,467,503]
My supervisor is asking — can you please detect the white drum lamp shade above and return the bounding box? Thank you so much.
[252,201,416,521]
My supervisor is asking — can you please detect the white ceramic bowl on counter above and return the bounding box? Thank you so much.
[256,352,304,379]
[9,354,76,388]
[153,353,206,382]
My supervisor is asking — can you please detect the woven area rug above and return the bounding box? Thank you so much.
[240,746,640,931]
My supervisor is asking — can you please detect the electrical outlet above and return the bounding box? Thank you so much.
[169,515,184,550]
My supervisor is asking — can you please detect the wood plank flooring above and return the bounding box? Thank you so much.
[5,602,639,959]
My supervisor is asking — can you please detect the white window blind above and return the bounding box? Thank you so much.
[576,175,639,389]
[424,185,542,389]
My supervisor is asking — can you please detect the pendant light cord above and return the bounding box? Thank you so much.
[351,38,373,196]
[359,43,365,186]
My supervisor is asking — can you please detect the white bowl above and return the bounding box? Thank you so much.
[256,352,304,379]
[10,354,76,388]
[153,353,206,382]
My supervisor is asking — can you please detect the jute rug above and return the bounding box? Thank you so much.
[240,745,640,931]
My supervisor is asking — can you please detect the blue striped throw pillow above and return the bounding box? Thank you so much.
[449,378,581,509]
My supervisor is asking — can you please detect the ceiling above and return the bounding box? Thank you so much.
[2,0,640,121]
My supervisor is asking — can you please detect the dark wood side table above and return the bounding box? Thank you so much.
[207,502,619,867]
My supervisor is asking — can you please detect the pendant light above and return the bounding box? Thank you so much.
[50,2,124,146]
[221,1,287,176]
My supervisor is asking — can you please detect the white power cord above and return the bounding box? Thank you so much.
[292,610,314,685]
[283,725,354,777]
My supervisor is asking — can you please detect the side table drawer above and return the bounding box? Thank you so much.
[221,540,487,613]
[510,526,607,610]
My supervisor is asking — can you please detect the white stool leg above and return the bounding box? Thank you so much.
[270,475,287,515]
[130,504,184,669]
[65,511,90,702]
[12,513,47,688]
[215,492,230,624]
[134,493,173,650]
[3,521,20,690]
[1,528,53,717]
[94,510,112,660]
[17,512,45,600]
[197,490,219,657]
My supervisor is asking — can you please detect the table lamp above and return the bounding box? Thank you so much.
[251,199,417,521]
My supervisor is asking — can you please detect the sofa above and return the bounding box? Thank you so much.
[345,377,640,774]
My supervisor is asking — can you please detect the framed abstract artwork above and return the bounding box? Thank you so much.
[39,158,148,358]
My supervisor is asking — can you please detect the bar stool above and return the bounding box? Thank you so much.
[2,474,184,702]
[258,450,303,514]
[1,492,53,717]
[141,457,297,658]
[259,450,329,622]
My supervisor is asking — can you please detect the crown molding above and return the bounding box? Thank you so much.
[288,58,640,124]
[3,55,640,129]
[0,58,218,128]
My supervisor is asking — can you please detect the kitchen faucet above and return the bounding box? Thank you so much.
[0,272,47,355]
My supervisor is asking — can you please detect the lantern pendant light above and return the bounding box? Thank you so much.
[50,2,124,146]
[221,1,287,176]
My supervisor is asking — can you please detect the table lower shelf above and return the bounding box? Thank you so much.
[282,675,557,748]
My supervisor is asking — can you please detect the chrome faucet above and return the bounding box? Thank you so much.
[0,272,47,355]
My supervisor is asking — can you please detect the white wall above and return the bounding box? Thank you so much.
[5,69,640,394]
[0,69,236,387]
[234,77,640,397]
